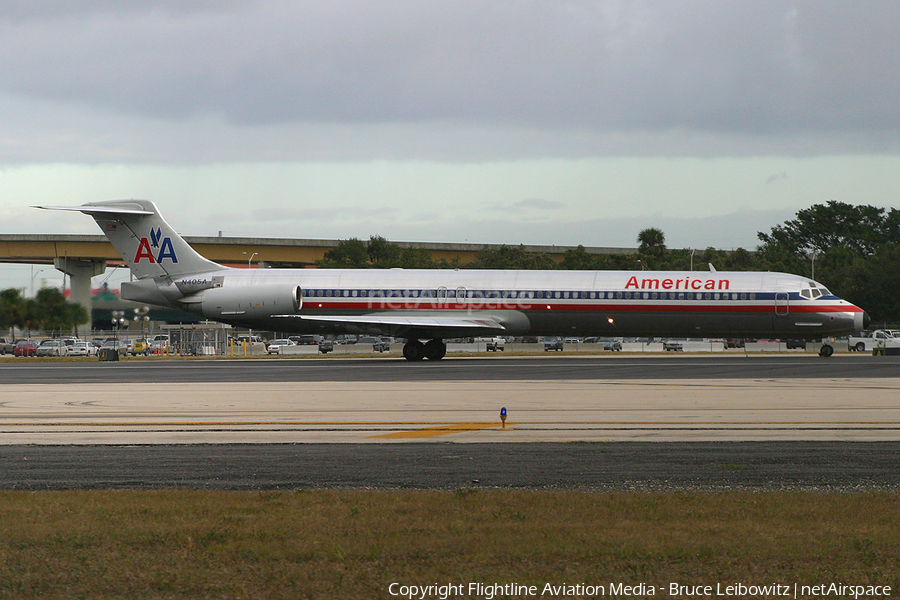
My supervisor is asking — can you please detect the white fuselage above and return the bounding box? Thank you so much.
[123,266,867,339]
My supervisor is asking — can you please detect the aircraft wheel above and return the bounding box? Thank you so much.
[819,344,834,357]
[403,340,426,362]
[424,339,446,361]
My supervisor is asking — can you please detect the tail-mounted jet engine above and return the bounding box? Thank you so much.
[179,284,302,320]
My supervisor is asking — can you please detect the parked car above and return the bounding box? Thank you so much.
[318,339,334,354]
[599,337,623,351]
[543,337,564,352]
[290,335,319,345]
[357,336,390,352]
[14,340,40,357]
[131,339,151,355]
[100,340,129,357]
[266,339,295,354]
[235,335,265,347]
[68,341,98,357]
[0,338,16,355]
[150,337,170,353]
[663,339,685,352]
[36,339,69,357]
[116,339,136,355]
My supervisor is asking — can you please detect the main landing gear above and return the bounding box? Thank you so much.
[403,339,446,362]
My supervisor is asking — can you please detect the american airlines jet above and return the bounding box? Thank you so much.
[40,200,868,360]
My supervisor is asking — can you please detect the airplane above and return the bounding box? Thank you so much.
[38,200,869,360]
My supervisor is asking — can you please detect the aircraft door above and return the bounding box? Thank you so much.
[437,287,448,305]
[456,287,467,308]
[775,292,789,316]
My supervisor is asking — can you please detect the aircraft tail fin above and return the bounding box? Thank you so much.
[36,200,221,280]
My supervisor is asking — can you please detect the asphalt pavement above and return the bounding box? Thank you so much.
[3,354,900,490]
[2,442,898,491]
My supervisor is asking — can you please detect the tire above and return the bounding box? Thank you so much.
[403,340,426,362]
[855,342,866,352]
[424,340,446,361]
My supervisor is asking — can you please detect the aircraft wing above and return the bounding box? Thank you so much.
[272,313,507,338]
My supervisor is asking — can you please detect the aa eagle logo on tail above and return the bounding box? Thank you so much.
[134,227,178,264]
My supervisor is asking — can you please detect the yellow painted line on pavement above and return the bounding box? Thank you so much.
[0,421,499,427]
[369,422,507,439]
[3,420,900,427]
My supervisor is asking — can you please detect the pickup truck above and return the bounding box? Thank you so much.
[476,337,506,352]
[848,330,900,353]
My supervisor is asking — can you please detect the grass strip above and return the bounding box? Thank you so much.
[1,489,898,599]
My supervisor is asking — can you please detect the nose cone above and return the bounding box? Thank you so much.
[852,309,871,334]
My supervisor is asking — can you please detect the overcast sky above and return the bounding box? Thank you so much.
[2,1,900,290]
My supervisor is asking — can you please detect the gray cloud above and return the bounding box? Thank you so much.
[491,198,568,213]
[514,199,567,210]
[2,0,899,138]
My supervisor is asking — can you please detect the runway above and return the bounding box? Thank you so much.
[3,353,900,384]
[2,354,900,489]
[2,354,900,444]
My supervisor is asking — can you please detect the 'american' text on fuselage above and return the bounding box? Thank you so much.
[625,276,730,291]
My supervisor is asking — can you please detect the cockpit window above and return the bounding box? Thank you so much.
[805,281,831,299]
[800,289,811,299]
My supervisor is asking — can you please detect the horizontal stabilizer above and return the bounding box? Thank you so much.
[34,205,154,216]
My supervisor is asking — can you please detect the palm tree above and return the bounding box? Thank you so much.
[637,228,666,260]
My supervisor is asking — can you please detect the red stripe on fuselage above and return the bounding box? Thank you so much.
[300,301,862,314]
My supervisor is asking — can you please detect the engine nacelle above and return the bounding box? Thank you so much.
[182,284,302,320]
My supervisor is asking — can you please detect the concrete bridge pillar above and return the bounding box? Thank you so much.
[53,258,106,336]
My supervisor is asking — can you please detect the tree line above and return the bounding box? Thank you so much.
[318,201,900,324]
[0,287,89,337]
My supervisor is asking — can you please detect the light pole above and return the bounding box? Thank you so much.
[807,251,818,280]
[133,306,150,350]
[111,310,126,342]
[242,251,258,268]
[30,266,45,296]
